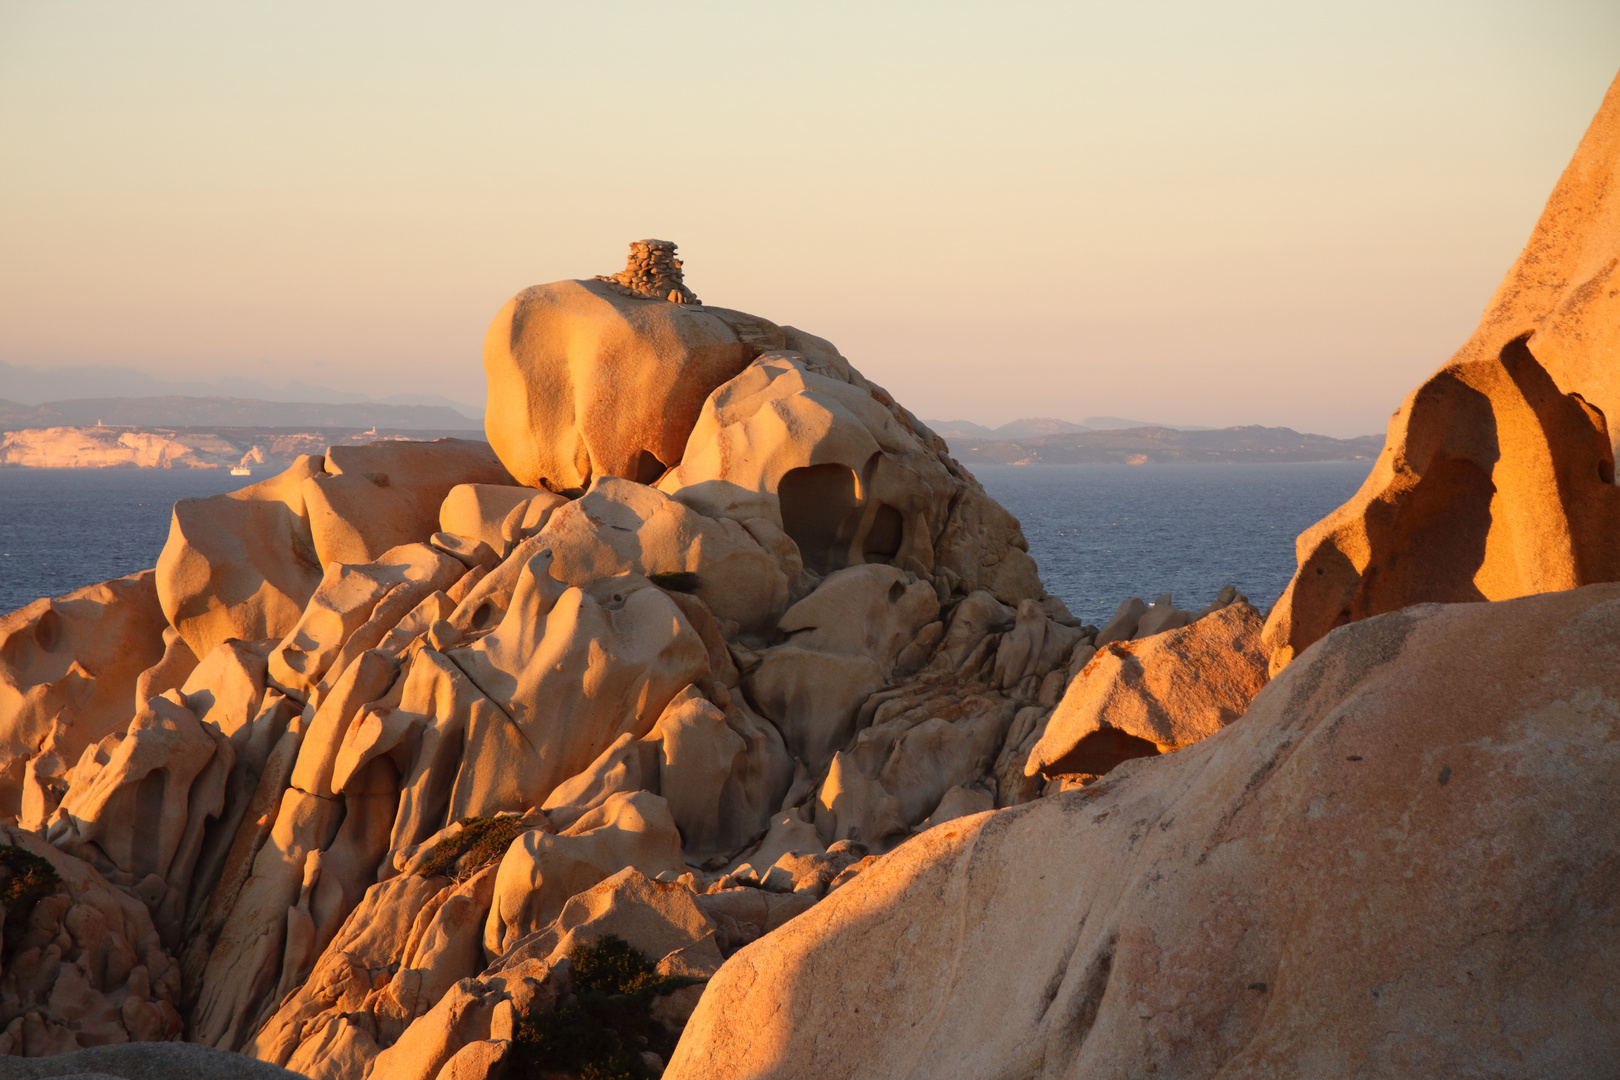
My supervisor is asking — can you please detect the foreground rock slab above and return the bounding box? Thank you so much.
[0,1041,308,1078]
[668,584,1620,1080]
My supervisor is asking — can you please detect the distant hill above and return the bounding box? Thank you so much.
[945,425,1380,465]
[0,360,483,418]
[926,415,1215,439]
[0,396,481,431]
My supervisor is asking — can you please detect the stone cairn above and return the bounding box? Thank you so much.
[596,238,701,305]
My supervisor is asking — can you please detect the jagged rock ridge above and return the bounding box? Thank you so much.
[0,245,1266,1077]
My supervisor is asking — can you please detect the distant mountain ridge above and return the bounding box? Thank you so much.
[0,396,481,431]
[926,416,1216,439]
[0,360,483,418]
[945,424,1380,465]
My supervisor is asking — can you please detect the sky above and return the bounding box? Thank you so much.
[1,1,1616,437]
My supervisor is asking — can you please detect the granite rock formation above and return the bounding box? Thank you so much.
[668,585,1620,1080]
[2,245,1242,1076]
[1264,69,1620,673]
[7,131,1618,1075]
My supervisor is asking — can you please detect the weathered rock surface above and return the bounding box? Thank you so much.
[0,573,170,821]
[156,440,509,662]
[669,585,1620,1080]
[658,350,1043,604]
[482,254,771,494]
[0,826,185,1057]
[1265,69,1620,673]
[0,244,1306,1077]
[1027,600,1268,780]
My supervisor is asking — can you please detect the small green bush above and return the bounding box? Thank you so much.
[0,844,62,961]
[0,845,59,908]
[415,815,528,881]
[509,935,703,1080]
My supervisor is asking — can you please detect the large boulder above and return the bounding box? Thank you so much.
[482,247,781,493]
[156,456,328,662]
[540,477,790,634]
[667,584,1620,1080]
[1026,601,1268,780]
[746,565,941,773]
[447,559,710,810]
[300,440,514,567]
[1265,69,1620,673]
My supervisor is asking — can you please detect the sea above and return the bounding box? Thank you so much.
[0,462,1373,625]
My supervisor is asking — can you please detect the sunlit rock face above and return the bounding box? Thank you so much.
[1,242,1150,1076]
[11,111,1620,1075]
[667,585,1620,1080]
[1264,71,1620,674]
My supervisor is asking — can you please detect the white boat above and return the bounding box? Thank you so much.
[231,466,252,476]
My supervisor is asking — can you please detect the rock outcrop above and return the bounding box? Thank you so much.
[668,585,1620,1080]
[1027,600,1268,782]
[12,165,1617,1074]
[0,572,171,822]
[156,439,510,662]
[1264,69,1620,673]
[0,245,1121,1074]
[482,242,772,494]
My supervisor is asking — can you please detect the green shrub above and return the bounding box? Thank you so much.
[509,935,703,1080]
[415,815,528,880]
[0,844,62,961]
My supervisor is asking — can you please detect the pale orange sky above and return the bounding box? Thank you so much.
[1,1,1617,436]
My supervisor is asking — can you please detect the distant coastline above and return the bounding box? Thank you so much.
[943,424,1380,466]
[0,421,1377,470]
[0,425,487,470]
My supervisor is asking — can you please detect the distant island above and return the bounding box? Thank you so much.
[0,423,481,469]
[925,415,1217,439]
[0,394,487,469]
[937,423,1380,465]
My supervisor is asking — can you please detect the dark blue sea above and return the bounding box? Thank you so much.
[0,470,259,616]
[0,463,1372,625]
[974,462,1371,624]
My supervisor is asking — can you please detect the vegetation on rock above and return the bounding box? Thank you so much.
[511,935,702,1080]
[415,815,529,880]
[0,844,61,960]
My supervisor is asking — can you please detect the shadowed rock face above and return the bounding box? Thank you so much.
[666,585,1620,1080]
[1265,69,1620,674]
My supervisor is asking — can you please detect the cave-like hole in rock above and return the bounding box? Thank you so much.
[863,503,904,564]
[1046,728,1161,778]
[633,450,671,486]
[779,463,862,576]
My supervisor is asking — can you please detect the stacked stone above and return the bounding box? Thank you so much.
[596,238,701,305]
